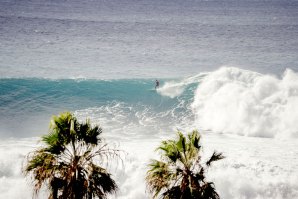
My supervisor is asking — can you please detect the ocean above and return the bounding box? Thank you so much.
[1,0,298,198]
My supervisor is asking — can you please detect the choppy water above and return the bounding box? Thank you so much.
[1,0,298,198]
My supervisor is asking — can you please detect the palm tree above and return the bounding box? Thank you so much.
[24,112,119,199]
[146,130,224,199]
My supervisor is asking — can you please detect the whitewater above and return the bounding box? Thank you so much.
[1,67,298,199]
[1,0,298,198]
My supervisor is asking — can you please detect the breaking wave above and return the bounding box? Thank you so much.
[191,67,298,138]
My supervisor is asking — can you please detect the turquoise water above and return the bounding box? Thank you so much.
[0,78,195,138]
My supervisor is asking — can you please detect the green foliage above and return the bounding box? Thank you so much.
[146,130,224,199]
[24,112,118,199]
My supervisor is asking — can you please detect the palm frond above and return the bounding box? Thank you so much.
[158,140,181,163]
[146,160,171,198]
[24,150,59,196]
[88,164,118,199]
[42,132,66,154]
[146,130,224,199]
[200,182,220,199]
[162,186,182,199]
[23,112,119,199]
[206,151,225,167]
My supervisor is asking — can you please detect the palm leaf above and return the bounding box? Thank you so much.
[146,130,224,199]
[23,112,119,199]
[206,151,225,167]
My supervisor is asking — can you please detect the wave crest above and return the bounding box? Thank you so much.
[157,73,207,98]
[192,67,298,138]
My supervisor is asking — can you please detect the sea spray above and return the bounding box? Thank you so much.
[191,67,298,138]
[157,73,207,98]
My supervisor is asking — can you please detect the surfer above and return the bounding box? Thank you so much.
[155,79,159,89]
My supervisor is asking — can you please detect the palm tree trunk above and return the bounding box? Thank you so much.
[88,192,92,199]
[51,180,58,199]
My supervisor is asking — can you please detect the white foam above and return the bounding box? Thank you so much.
[1,67,298,199]
[1,133,298,199]
[157,73,207,98]
[192,67,298,138]
[203,133,298,199]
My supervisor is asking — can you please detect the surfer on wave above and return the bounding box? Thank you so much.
[155,79,160,89]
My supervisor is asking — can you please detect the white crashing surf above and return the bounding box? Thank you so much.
[191,67,298,138]
[1,67,298,199]
[1,130,298,199]
[157,73,207,98]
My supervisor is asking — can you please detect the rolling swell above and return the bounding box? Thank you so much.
[0,78,194,138]
[2,67,298,139]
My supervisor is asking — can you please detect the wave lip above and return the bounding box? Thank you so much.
[191,67,298,138]
[157,73,208,98]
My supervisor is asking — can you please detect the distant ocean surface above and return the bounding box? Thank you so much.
[1,0,298,198]
[1,0,298,78]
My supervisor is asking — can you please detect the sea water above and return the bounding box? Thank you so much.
[1,0,298,198]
